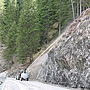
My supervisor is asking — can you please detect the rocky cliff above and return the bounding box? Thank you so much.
[36,8,90,88]
[0,43,6,73]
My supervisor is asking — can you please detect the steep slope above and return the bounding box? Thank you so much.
[27,8,90,88]
[37,8,90,88]
[27,19,71,79]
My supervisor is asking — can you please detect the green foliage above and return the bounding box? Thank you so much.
[37,0,73,44]
[17,0,40,63]
[60,0,72,28]
[0,0,89,64]
[0,0,20,62]
[37,0,58,44]
[0,0,16,43]
[5,21,17,61]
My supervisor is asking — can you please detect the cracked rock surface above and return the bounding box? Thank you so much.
[37,8,90,88]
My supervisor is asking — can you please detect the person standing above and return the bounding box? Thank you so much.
[24,67,27,73]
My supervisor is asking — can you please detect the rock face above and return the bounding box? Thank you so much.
[37,8,90,88]
[0,43,6,73]
[27,53,48,80]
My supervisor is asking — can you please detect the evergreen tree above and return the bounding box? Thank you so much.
[37,0,58,44]
[17,0,40,63]
[15,0,23,24]
[0,0,16,43]
[0,0,20,62]
[37,0,73,44]
[5,21,17,61]
[38,0,50,44]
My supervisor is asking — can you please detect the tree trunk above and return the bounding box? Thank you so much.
[46,24,49,44]
[80,0,82,16]
[83,0,85,11]
[77,0,79,17]
[46,0,49,44]
[71,0,75,20]
[59,0,61,35]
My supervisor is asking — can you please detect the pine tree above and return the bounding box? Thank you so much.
[17,0,40,63]
[0,0,16,43]
[5,21,17,61]
[15,0,23,24]
[0,0,20,62]
[38,0,50,44]
[37,0,59,44]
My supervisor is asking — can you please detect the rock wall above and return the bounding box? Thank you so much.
[37,8,90,88]
[0,43,6,73]
[27,53,48,80]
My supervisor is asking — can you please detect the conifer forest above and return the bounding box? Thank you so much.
[0,0,90,63]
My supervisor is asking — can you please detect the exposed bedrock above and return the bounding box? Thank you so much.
[37,8,90,88]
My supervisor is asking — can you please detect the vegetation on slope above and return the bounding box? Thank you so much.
[0,0,90,65]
